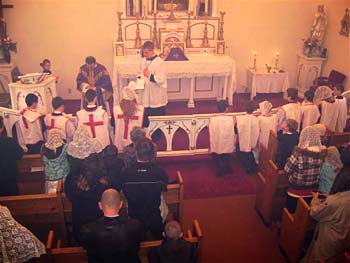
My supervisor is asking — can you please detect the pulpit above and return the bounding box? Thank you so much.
[8,76,57,113]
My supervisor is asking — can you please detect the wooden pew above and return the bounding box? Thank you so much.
[279,197,315,262]
[17,154,45,194]
[255,160,289,225]
[0,185,67,243]
[45,219,203,263]
[60,171,185,242]
[329,131,350,147]
[258,130,278,175]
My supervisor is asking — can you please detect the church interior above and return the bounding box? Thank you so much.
[0,0,350,262]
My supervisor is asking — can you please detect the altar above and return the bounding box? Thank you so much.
[112,55,236,107]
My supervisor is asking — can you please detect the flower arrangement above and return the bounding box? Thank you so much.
[0,37,17,63]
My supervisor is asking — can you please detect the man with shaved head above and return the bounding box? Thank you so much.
[80,189,144,263]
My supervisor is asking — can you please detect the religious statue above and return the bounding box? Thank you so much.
[339,8,349,37]
[303,5,327,57]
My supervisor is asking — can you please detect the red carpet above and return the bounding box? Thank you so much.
[158,154,256,200]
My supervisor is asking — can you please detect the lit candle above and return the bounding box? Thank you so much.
[254,51,258,57]
[154,0,157,13]
[276,51,280,57]
[205,0,208,14]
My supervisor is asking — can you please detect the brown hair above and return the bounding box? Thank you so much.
[120,99,138,119]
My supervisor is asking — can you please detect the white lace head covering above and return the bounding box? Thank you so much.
[312,123,327,136]
[298,126,322,150]
[45,128,64,151]
[122,81,138,101]
[314,86,333,105]
[325,146,343,170]
[259,100,273,116]
[67,125,103,159]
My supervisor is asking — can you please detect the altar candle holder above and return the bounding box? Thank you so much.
[274,51,279,69]
[252,51,258,70]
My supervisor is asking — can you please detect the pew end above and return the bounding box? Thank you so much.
[17,154,45,194]
[279,197,315,262]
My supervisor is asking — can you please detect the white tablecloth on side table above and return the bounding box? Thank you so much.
[112,55,237,107]
[247,68,289,100]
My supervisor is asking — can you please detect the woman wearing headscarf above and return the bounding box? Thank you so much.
[284,125,327,212]
[41,128,70,193]
[257,100,277,150]
[318,146,343,194]
[66,125,103,177]
[0,205,46,262]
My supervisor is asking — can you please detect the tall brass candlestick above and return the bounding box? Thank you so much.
[117,11,123,42]
[186,11,193,48]
[274,51,280,69]
[134,13,142,48]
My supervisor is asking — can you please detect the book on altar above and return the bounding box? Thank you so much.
[134,76,145,90]
[18,73,49,84]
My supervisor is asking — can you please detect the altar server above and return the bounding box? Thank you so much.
[334,84,348,132]
[76,56,113,113]
[114,82,145,150]
[45,96,75,142]
[209,100,235,176]
[17,93,45,153]
[76,89,110,149]
[140,41,167,140]
[257,100,277,150]
[301,90,320,129]
[316,86,340,132]
[276,88,302,131]
[236,103,259,174]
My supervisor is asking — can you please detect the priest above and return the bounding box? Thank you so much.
[76,56,113,114]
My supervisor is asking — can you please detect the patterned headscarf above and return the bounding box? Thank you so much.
[45,128,64,151]
[259,100,273,116]
[67,125,103,159]
[298,126,322,149]
[325,146,343,170]
[314,86,333,105]
[312,123,327,136]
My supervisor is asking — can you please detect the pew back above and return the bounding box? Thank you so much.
[259,130,278,174]
[329,132,350,147]
[17,154,45,194]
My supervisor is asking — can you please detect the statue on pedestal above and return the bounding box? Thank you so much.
[303,5,327,57]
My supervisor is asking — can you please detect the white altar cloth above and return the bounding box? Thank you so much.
[247,68,289,100]
[112,55,237,107]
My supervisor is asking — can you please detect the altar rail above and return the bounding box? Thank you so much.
[147,109,278,157]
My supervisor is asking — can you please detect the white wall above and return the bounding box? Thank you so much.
[4,0,350,99]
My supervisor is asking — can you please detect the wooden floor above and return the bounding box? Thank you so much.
[182,195,287,263]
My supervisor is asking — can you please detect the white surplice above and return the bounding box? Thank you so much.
[335,96,348,132]
[277,102,302,130]
[76,106,110,149]
[209,114,235,154]
[320,100,340,132]
[44,112,75,142]
[236,114,259,152]
[258,114,277,149]
[301,102,320,129]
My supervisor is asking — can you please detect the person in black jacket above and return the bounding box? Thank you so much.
[122,138,168,240]
[0,116,23,196]
[80,188,144,263]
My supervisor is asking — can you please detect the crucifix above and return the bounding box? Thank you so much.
[166,124,173,135]
[0,0,13,43]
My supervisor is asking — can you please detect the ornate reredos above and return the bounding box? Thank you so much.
[117,0,224,57]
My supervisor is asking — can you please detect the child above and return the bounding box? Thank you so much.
[333,84,348,132]
[76,89,110,149]
[275,119,299,170]
[17,93,45,153]
[148,220,197,263]
[316,86,340,132]
[276,88,302,131]
[209,100,235,176]
[318,146,343,194]
[301,90,320,129]
[41,128,70,193]
[45,96,75,142]
[257,100,277,150]
[236,103,259,174]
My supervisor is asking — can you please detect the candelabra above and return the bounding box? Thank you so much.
[218,11,225,41]
[201,13,210,48]
[152,12,159,48]
[134,13,142,48]
[186,11,193,48]
[117,12,123,42]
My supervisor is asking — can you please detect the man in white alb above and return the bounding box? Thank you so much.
[276,88,302,131]
[301,90,320,130]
